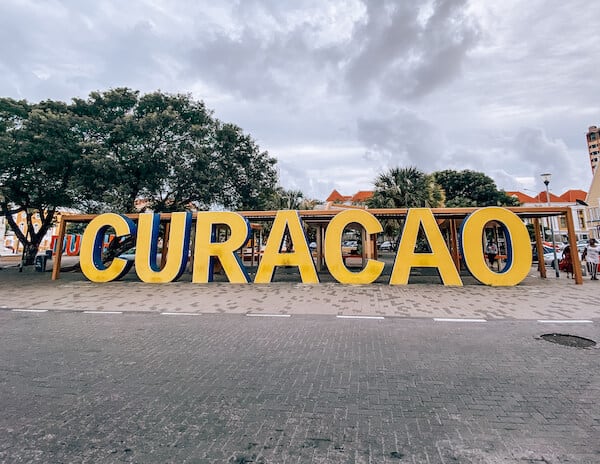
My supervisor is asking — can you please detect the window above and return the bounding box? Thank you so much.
[559,216,567,228]
[578,210,586,229]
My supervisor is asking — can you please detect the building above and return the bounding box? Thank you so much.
[586,125,600,174]
[505,189,590,242]
[324,188,593,242]
[0,216,13,254]
[324,190,373,208]
[585,161,600,239]
[0,210,68,256]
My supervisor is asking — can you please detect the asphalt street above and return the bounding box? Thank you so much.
[0,311,598,463]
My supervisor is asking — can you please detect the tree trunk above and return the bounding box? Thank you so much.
[22,243,39,266]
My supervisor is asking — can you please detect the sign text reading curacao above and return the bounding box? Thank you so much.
[79,207,532,286]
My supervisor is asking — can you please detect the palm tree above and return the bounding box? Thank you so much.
[268,188,305,210]
[368,167,445,250]
[368,167,445,208]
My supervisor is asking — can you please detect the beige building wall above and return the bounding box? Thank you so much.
[586,125,600,174]
[585,164,600,239]
[0,211,61,254]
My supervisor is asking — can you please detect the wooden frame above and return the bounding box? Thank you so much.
[51,207,583,284]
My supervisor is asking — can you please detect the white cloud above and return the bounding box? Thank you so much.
[0,0,598,201]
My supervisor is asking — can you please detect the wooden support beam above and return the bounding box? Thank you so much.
[160,222,170,269]
[450,219,460,271]
[51,216,67,281]
[564,210,583,284]
[533,218,546,279]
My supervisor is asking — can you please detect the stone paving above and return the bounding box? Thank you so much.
[1,257,599,320]
[1,256,600,463]
[0,312,598,463]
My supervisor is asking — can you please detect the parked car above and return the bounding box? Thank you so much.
[378,241,396,252]
[543,245,586,267]
[543,249,562,267]
[532,244,554,263]
[341,240,359,254]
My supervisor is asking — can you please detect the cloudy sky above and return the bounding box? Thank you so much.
[1,0,599,201]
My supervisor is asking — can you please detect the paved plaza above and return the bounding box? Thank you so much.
[0,258,599,463]
[1,256,600,320]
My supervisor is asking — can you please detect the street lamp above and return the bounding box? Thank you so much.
[541,173,559,277]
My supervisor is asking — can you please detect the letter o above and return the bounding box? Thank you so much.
[460,207,531,286]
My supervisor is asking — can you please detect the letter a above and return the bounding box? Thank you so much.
[255,211,318,283]
[390,208,462,286]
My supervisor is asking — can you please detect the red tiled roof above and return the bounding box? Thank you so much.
[558,189,587,202]
[351,190,374,203]
[325,189,350,202]
[505,191,537,204]
[533,191,563,203]
[504,190,586,204]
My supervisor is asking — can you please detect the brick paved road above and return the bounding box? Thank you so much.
[0,311,599,463]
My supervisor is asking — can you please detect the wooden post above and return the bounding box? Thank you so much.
[250,229,256,267]
[51,216,67,280]
[259,228,263,264]
[361,227,367,267]
[564,210,582,284]
[533,218,546,279]
[315,224,323,272]
[160,221,170,269]
[450,219,460,271]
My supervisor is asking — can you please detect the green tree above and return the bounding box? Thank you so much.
[432,169,519,207]
[367,167,444,247]
[71,89,215,213]
[368,167,445,208]
[0,98,82,264]
[72,89,278,213]
[1,89,280,265]
[267,188,305,210]
[211,122,278,211]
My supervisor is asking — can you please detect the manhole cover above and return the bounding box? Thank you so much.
[540,333,596,348]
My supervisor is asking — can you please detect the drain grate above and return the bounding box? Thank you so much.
[540,333,596,348]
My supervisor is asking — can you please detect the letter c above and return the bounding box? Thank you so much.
[80,213,136,282]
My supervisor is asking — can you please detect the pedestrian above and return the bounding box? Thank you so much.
[559,245,573,279]
[582,238,600,280]
[486,241,498,270]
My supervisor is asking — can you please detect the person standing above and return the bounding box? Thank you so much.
[559,245,574,278]
[486,241,499,270]
[582,238,600,280]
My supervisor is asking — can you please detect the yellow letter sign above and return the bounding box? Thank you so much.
[255,210,318,284]
[135,212,192,283]
[325,209,384,284]
[192,212,251,283]
[80,213,136,282]
[461,207,531,286]
[390,208,462,286]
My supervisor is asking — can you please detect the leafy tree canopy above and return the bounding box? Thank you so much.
[367,167,445,209]
[1,88,279,264]
[71,89,278,213]
[432,169,519,207]
[0,97,82,263]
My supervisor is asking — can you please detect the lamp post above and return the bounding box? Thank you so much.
[541,173,559,277]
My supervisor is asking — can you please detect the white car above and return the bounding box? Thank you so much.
[543,250,562,267]
[543,245,585,267]
[378,241,396,252]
